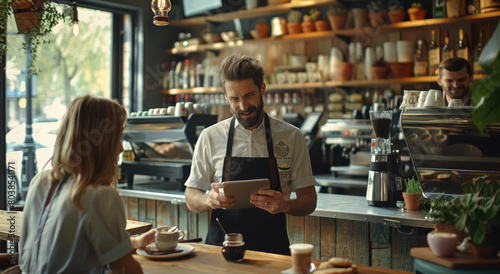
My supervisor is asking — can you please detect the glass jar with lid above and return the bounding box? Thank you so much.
[221,233,245,262]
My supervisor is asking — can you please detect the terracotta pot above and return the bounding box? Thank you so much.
[389,62,414,78]
[402,192,422,211]
[328,14,347,31]
[286,22,302,34]
[339,62,354,81]
[352,8,368,28]
[371,66,389,79]
[314,20,330,31]
[446,0,466,17]
[388,10,406,24]
[471,244,497,258]
[407,8,427,20]
[12,0,44,33]
[254,23,270,38]
[301,21,316,33]
[369,12,387,27]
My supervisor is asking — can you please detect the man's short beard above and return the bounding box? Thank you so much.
[449,86,470,99]
[231,96,264,129]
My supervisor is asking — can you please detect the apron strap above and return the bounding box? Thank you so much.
[264,113,274,158]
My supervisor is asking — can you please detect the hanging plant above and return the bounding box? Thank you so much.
[0,0,66,73]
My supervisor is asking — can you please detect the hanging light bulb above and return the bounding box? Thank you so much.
[151,0,171,26]
[71,1,79,37]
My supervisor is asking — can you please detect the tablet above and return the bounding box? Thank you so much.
[221,178,270,210]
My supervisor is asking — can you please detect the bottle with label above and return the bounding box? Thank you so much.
[182,59,190,89]
[428,30,440,75]
[168,61,176,89]
[456,29,470,61]
[442,30,453,60]
[473,29,487,74]
[414,40,428,76]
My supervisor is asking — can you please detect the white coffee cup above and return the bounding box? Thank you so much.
[297,72,308,84]
[276,72,286,84]
[290,243,314,274]
[155,226,185,252]
[383,42,397,63]
[448,99,464,107]
[400,90,420,109]
[286,71,297,84]
[396,40,415,63]
[185,102,194,115]
[167,106,175,115]
[175,102,186,116]
[424,89,444,107]
[417,90,429,108]
[305,62,317,73]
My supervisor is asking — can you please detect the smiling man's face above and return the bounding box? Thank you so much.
[224,78,265,130]
[438,67,473,101]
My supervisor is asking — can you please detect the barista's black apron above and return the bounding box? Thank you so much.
[205,113,290,255]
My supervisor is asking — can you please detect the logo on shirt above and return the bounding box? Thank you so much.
[275,141,289,157]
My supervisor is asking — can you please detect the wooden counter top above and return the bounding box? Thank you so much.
[133,243,411,274]
[0,210,152,241]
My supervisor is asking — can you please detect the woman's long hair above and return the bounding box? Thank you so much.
[50,95,127,209]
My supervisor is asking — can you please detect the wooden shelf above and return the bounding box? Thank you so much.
[161,74,487,94]
[169,0,338,27]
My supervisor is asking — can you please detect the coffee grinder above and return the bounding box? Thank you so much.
[366,109,393,206]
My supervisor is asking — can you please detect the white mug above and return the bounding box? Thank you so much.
[297,72,308,84]
[417,90,429,108]
[400,90,420,109]
[155,226,185,252]
[286,72,297,84]
[423,89,444,107]
[448,99,464,107]
[276,72,286,84]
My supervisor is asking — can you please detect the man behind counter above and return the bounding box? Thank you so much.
[437,57,474,106]
[184,54,317,255]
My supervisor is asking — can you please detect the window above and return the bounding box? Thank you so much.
[3,2,138,206]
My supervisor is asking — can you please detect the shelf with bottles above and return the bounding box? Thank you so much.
[169,0,338,27]
[167,10,500,55]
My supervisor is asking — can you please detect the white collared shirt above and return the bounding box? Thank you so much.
[185,114,317,199]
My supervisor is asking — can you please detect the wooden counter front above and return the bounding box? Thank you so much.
[133,243,411,274]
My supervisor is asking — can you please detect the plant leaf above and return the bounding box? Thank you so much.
[455,213,467,231]
[478,21,500,73]
[472,225,486,245]
[472,88,500,132]
[462,183,475,194]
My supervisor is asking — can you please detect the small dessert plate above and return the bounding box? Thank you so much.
[137,243,194,260]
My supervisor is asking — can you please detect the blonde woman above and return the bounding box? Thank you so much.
[19,95,153,273]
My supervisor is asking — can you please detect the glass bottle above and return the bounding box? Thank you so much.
[182,59,190,89]
[456,29,469,61]
[442,30,453,60]
[414,40,428,76]
[473,29,486,74]
[428,30,440,75]
[221,233,245,262]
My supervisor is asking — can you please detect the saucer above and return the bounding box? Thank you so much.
[137,243,194,260]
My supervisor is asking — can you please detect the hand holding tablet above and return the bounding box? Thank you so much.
[221,178,270,209]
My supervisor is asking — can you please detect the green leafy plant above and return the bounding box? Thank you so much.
[452,177,500,245]
[368,0,388,13]
[404,175,422,194]
[410,2,423,9]
[309,8,322,21]
[327,3,347,15]
[471,22,500,132]
[0,0,66,73]
[426,196,458,224]
[287,10,302,23]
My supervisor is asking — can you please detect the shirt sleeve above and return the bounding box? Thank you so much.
[290,131,317,191]
[84,186,133,265]
[184,129,214,191]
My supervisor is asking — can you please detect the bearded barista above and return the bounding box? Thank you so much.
[437,57,474,106]
[184,54,317,255]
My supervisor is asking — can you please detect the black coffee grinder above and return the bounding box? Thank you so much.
[366,108,404,207]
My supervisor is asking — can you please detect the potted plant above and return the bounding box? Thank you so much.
[451,177,500,258]
[388,2,406,24]
[327,3,347,31]
[286,10,302,34]
[310,8,329,32]
[407,2,427,21]
[301,13,315,33]
[471,21,500,132]
[371,57,389,79]
[254,18,270,38]
[403,175,423,211]
[0,0,65,72]
[367,0,388,27]
[426,195,467,241]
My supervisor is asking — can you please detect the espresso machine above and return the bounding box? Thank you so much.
[366,109,404,207]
